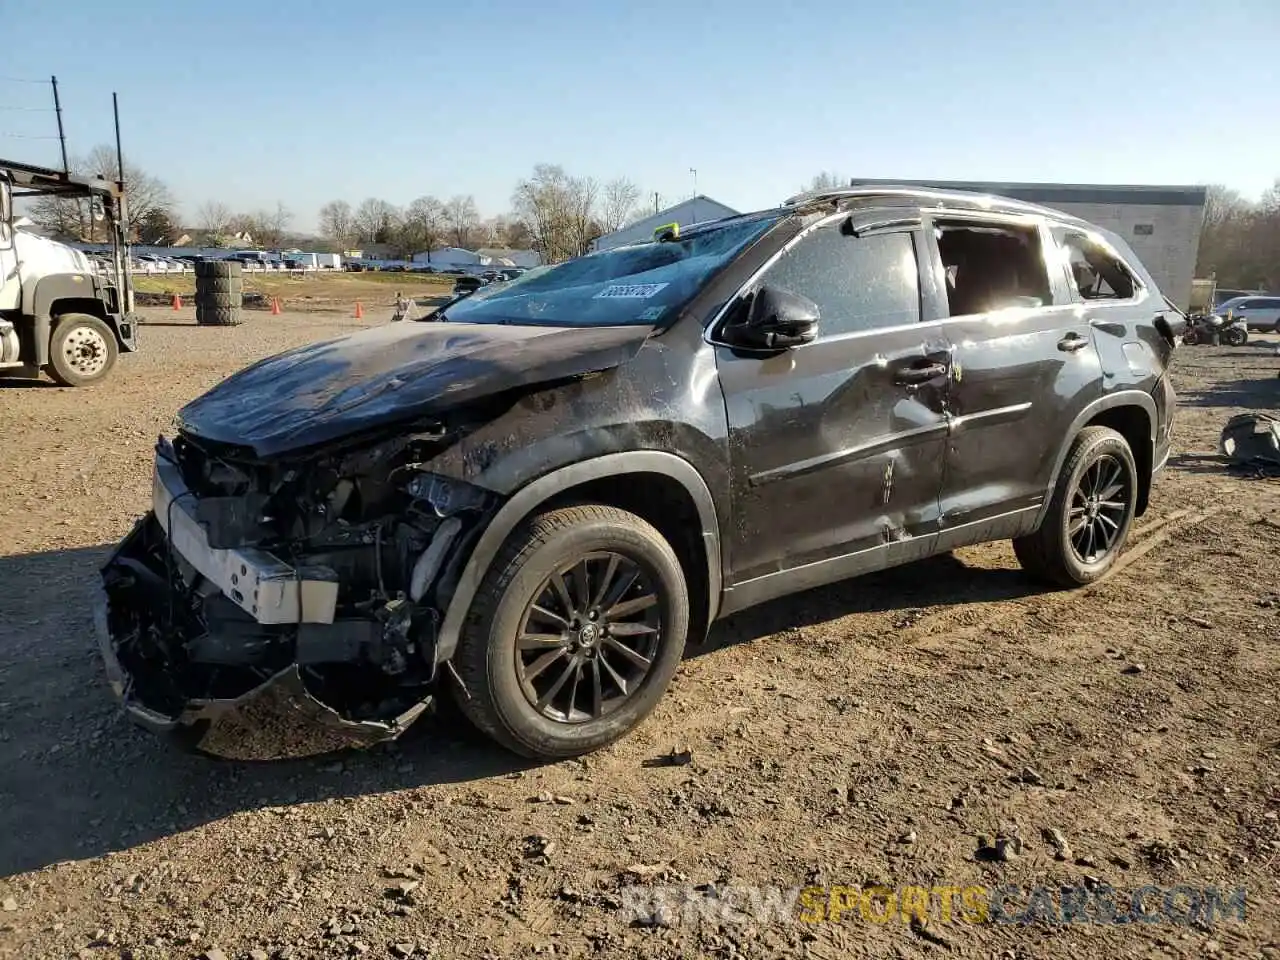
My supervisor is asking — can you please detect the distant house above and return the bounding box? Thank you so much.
[591,195,740,252]
[349,242,398,261]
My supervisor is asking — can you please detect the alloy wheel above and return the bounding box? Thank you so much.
[515,551,663,723]
[1068,453,1130,564]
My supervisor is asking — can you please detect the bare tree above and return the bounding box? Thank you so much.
[226,212,259,242]
[443,195,480,248]
[80,144,176,237]
[600,177,640,234]
[512,164,575,263]
[805,171,847,192]
[318,200,356,250]
[27,192,86,240]
[400,195,446,258]
[353,198,397,243]
[567,175,600,256]
[27,146,175,242]
[1194,183,1280,290]
[258,201,293,249]
[511,164,607,262]
[197,201,234,238]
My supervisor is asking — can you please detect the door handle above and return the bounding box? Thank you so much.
[1057,333,1089,353]
[893,361,947,385]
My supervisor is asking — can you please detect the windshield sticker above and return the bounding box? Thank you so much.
[594,282,669,300]
[637,306,667,321]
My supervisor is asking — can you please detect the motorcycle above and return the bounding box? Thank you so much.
[1182,312,1248,346]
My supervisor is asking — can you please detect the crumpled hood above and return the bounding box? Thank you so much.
[177,320,653,457]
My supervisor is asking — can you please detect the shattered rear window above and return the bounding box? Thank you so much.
[439,215,779,328]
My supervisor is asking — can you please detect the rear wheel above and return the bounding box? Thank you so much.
[47,313,118,386]
[451,505,689,759]
[1014,426,1137,587]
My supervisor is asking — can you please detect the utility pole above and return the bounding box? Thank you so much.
[653,192,660,214]
[689,168,698,222]
[51,75,69,174]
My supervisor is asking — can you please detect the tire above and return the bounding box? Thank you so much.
[1013,426,1138,588]
[194,292,238,309]
[195,305,242,327]
[450,504,690,759]
[195,278,244,296]
[1222,327,1247,346]
[194,260,242,279]
[47,313,118,386]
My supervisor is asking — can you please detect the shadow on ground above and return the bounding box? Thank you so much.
[0,544,524,877]
[0,539,1033,877]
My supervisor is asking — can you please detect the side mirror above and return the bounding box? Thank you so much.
[725,285,820,350]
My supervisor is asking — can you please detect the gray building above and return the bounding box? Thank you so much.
[849,179,1207,309]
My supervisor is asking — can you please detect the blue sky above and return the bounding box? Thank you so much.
[5,0,1277,232]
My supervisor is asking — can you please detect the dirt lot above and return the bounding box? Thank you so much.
[0,309,1277,960]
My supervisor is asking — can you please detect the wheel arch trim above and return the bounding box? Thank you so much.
[29,274,114,366]
[1032,390,1157,529]
[435,451,722,663]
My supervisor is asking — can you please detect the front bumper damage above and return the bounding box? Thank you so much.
[96,440,487,760]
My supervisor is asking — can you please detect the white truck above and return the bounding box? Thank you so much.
[0,159,139,386]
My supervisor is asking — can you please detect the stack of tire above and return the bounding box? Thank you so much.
[194,259,243,326]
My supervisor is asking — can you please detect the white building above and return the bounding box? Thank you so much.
[412,247,484,268]
[848,179,1207,310]
[591,195,740,252]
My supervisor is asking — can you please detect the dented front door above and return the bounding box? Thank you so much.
[714,223,951,587]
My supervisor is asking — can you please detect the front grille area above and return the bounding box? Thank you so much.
[172,433,264,499]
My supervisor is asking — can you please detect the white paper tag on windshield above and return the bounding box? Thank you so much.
[594,282,668,299]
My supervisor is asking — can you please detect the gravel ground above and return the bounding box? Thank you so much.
[1,309,1277,960]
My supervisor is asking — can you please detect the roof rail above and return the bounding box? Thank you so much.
[781,183,1067,220]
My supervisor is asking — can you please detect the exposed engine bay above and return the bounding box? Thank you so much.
[98,415,502,759]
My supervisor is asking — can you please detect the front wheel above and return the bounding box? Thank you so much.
[1014,426,1138,588]
[48,313,118,387]
[1222,326,1247,346]
[450,505,690,759]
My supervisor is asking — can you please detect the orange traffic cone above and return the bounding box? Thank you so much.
[270,296,282,316]
[354,301,364,319]
[172,293,182,311]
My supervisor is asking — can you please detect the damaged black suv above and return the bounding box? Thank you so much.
[97,186,1182,760]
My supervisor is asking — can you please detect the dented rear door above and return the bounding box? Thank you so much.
[928,214,1102,537]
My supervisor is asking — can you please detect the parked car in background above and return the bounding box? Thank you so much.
[451,275,486,298]
[97,186,1182,762]
[1215,295,1280,332]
